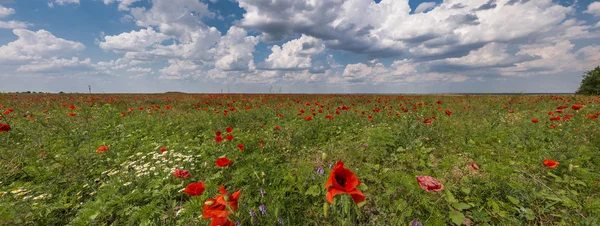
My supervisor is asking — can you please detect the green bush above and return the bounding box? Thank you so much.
[576,66,600,95]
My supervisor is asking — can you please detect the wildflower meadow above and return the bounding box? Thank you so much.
[0,93,599,225]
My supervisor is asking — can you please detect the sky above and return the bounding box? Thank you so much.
[0,0,599,93]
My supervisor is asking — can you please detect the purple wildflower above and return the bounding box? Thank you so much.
[317,167,325,176]
[259,205,267,215]
[411,219,422,226]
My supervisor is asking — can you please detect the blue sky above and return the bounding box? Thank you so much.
[0,0,599,93]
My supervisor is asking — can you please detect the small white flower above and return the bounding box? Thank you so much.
[175,208,184,216]
[123,182,132,186]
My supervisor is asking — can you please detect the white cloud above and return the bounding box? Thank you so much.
[414,2,436,14]
[17,57,92,73]
[159,59,199,79]
[0,29,85,63]
[0,4,15,18]
[214,26,258,71]
[126,67,152,73]
[99,28,171,52]
[130,0,214,38]
[103,0,142,11]
[500,41,581,76]
[262,35,325,70]
[49,0,79,7]
[237,0,583,61]
[0,20,31,29]
[585,2,600,17]
[0,4,31,29]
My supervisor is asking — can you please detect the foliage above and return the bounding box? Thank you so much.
[576,66,600,95]
[0,93,599,225]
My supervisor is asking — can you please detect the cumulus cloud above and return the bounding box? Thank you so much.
[103,0,142,11]
[585,2,600,17]
[126,67,152,73]
[99,28,171,52]
[0,4,15,18]
[214,26,258,71]
[261,35,325,70]
[0,4,31,29]
[499,41,582,76]
[0,20,31,29]
[159,59,199,78]
[17,57,92,73]
[48,0,79,7]
[0,29,85,63]
[236,0,584,61]
[414,2,436,14]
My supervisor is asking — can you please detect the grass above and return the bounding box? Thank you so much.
[0,93,599,225]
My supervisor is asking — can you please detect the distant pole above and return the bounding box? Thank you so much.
[88,85,91,94]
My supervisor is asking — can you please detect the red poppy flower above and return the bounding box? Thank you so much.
[237,143,244,152]
[217,185,241,211]
[226,127,233,133]
[215,136,223,143]
[325,161,366,204]
[202,186,241,221]
[68,112,76,117]
[367,115,373,120]
[209,217,234,226]
[423,118,432,125]
[416,176,444,192]
[96,145,109,153]
[0,123,11,133]
[571,105,582,110]
[216,157,232,167]
[550,116,561,121]
[274,125,280,130]
[550,124,556,129]
[543,159,559,168]
[304,115,313,121]
[216,131,222,136]
[174,169,190,179]
[532,118,539,123]
[160,147,167,153]
[225,135,234,141]
[69,104,76,110]
[3,108,14,115]
[445,110,452,116]
[184,182,205,196]
[470,163,479,170]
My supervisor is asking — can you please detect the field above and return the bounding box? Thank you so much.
[1,93,599,225]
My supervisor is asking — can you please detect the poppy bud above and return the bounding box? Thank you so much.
[204,200,214,206]
[322,152,327,161]
[224,195,230,202]
[323,203,329,218]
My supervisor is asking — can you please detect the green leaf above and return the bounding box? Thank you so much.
[453,202,471,210]
[449,211,465,225]
[305,185,321,197]
[507,196,520,205]
[461,187,471,195]
[445,191,457,203]
[358,183,368,191]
